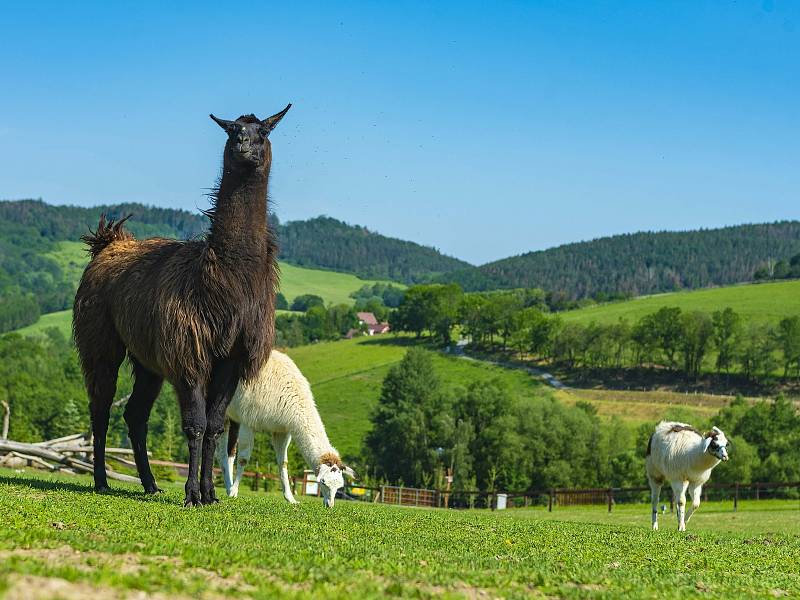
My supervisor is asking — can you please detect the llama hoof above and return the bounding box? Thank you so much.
[144,485,163,495]
[94,485,112,494]
[184,490,202,507]
[201,489,219,505]
[652,523,658,531]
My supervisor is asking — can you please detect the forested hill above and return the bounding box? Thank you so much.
[0,199,209,240]
[0,199,470,332]
[438,221,800,298]
[278,216,471,283]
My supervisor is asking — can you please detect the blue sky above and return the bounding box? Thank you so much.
[1,1,797,264]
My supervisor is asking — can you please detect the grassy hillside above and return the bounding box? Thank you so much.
[0,469,798,599]
[286,336,551,457]
[559,279,800,326]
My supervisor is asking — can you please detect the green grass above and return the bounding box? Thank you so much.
[15,242,403,338]
[287,336,551,458]
[0,469,798,599]
[561,279,800,326]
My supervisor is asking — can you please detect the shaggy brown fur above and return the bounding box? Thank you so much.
[73,105,290,505]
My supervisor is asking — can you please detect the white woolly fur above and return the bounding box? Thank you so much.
[646,420,729,531]
[215,350,354,507]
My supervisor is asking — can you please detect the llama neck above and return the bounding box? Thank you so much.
[207,166,269,256]
[692,439,720,471]
[292,409,337,471]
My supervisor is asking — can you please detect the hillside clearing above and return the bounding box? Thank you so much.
[0,469,797,599]
[560,279,800,326]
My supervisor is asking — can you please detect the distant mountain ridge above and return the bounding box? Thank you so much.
[438,222,800,298]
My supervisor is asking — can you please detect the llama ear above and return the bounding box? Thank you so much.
[703,436,712,452]
[261,103,292,134]
[209,114,235,131]
[343,466,357,480]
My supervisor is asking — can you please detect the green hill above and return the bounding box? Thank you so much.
[559,279,800,326]
[286,336,551,457]
[439,221,800,298]
[279,215,471,283]
[0,199,465,333]
[14,242,401,340]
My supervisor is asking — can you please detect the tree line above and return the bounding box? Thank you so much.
[438,221,800,298]
[365,348,800,495]
[390,284,800,384]
[754,252,800,282]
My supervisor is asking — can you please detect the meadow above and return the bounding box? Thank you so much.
[0,468,797,599]
[559,279,800,326]
[286,336,551,457]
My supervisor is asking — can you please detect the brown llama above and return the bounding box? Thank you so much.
[73,105,290,506]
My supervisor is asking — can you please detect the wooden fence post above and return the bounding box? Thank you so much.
[734,482,739,512]
[548,489,554,512]
[755,482,760,501]
[254,471,260,492]
[607,488,613,513]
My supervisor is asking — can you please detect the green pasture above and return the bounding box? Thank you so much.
[560,279,800,326]
[0,468,797,599]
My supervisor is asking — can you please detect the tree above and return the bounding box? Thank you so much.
[712,308,741,375]
[777,316,800,379]
[651,307,683,370]
[390,286,432,338]
[679,311,713,380]
[276,292,289,310]
[365,349,450,486]
[290,294,325,312]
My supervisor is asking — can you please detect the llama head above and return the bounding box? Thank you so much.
[317,455,357,508]
[703,426,729,462]
[210,104,291,170]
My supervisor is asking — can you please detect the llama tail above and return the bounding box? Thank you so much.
[81,214,134,259]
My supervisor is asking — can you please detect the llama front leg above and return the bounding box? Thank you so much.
[685,483,703,524]
[178,381,207,507]
[200,359,239,505]
[271,431,298,504]
[671,480,689,531]
[231,423,253,498]
[649,478,662,530]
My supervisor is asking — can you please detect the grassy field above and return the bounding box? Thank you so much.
[0,469,798,599]
[286,336,551,458]
[561,279,800,325]
[15,242,402,338]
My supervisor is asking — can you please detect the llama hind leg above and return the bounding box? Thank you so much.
[648,477,662,530]
[231,424,254,498]
[215,420,238,496]
[124,360,164,494]
[271,431,297,504]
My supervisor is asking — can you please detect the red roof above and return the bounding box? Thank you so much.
[357,312,379,325]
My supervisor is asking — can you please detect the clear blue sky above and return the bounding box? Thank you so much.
[1,1,798,265]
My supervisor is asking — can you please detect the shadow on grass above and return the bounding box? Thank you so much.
[357,335,433,348]
[0,474,176,504]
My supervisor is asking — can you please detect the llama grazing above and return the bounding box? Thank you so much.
[73,105,290,506]
[646,421,729,531]
[214,350,356,507]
